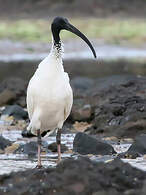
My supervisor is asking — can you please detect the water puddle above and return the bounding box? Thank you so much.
[0,130,146,174]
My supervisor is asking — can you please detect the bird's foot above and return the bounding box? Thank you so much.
[35,164,44,169]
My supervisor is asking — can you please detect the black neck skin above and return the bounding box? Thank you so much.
[51,27,61,49]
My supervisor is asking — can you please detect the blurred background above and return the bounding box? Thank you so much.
[0,0,146,81]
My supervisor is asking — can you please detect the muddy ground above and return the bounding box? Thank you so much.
[0,0,146,19]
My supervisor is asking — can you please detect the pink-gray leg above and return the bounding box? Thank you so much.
[56,128,61,163]
[36,130,42,168]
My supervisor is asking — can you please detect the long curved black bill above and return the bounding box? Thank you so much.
[65,23,96,58]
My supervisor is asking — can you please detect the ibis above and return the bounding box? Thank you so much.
[26,16,96,168]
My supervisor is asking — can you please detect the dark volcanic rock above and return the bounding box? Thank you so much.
[128,134,146,154]
[93,96,146,138]
[0,77,26,96]
[0,158,145,195]
[0,77,27,107]
[2,105,28,120]
[15,142,38,156]
[48,142,68,153]
[118,134,146,159]
[88,77,146,138]
[70,75,146,138]
[73,132,116,155]
[0,136,12,150]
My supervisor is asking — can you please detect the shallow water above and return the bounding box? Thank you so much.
[1,41,146,62]
[0,130,146,174]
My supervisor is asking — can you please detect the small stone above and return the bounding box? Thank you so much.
[15,142,38,156]
[1,105,28,120]
[0,136,12,150]
[48,142,68,153]
[73,132,116,155]
[127,134,146,155]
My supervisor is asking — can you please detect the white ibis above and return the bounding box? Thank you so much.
[26,16,96,168]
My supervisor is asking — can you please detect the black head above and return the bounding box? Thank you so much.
[51,16,96,58]
[51,17,69,32]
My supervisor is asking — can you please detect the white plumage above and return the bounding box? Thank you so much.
[27,45,73,136]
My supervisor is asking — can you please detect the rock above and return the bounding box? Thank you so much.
[71,77,94,91]
[0,77,27,107]
[15,142,38,156]
[0,77,26,96]
[118,134,146,159]
[71,99,92,121]
[15,141,48,156]
[1,105,28,120]
[48,142,68,153]
[0,158,145,195]
[0,89,16,106]
[73,132,116,155]
[90,95,146,138]
[0,135,12,150]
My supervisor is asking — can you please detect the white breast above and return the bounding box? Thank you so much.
[27,53,73,135]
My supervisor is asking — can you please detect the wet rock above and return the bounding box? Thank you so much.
[0,135,12,150]
[15,141,48,156]
[0,89,16,106]
[1,105,28,120]
[118,134,146,159]
[48,142,68,153]
[71,99,92,121]
[0,158,145,195]
[15,142,38,156]
[73,132,116,155]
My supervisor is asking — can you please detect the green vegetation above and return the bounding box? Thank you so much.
[0,18,146,45]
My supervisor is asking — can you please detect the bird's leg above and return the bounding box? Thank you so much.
[56,128,61,163]
[36,129,42,169]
